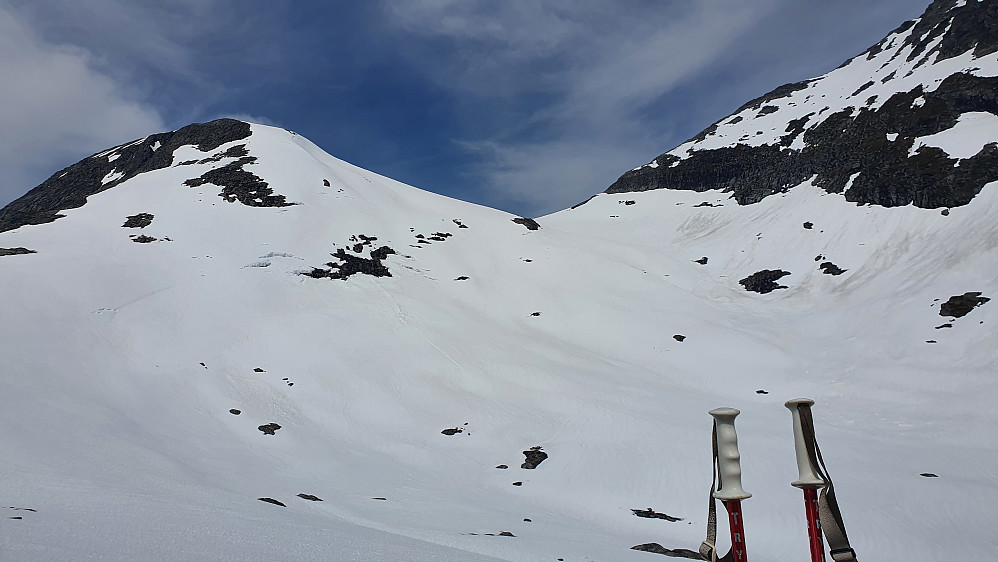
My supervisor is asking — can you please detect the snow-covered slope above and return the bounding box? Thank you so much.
[1,2,996,561]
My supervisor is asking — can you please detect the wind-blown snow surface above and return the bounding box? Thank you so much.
[1,123,997,561]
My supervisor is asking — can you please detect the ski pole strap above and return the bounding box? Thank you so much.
[798,407,857,562]
[700,422,733,562]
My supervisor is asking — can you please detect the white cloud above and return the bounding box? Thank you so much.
[381,0,779,215]
[0,7,164,206]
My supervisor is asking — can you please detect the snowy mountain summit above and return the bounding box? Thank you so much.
[1,1,997,561]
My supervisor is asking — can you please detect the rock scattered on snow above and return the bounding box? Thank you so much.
[121,213,154,228]
[819,262,847,275]
[803,221,814,229]
[920,473,939,478]
[495,465,508,470]
[673,334,686,342]
[258,423,281,435]
[631,543,703,558]
[512,217,541,231]
[739,270,791,294]
[631,508,682,522]
[297,493,323,501]
[441,427,463,435]
[229,409,241,415]
[521,446,547,469]
[0,247,36,256]
[184,155,294,208]
[694,257,708,265]
[257,497,286,507]
[305,246,397,280]
[939,292,989,318]
[130,235,157,243]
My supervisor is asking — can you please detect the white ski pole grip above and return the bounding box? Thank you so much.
[709,407,751,501]
[785,398,826,489]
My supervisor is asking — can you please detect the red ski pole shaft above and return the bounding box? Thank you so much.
[803,488,826,562]
[786,399,828,562]
[724,500,749,562]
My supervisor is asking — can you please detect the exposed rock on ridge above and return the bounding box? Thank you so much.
[0,119,251,233]
[605,0,998,209]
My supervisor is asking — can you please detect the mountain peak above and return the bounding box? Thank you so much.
[604,0,998,210]
[0,119,250,233]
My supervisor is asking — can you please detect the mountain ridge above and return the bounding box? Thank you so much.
[604,0,998,210]
[1,2,997,560]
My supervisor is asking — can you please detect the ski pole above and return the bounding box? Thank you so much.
[709,407,751,562]
[785,398,827,562]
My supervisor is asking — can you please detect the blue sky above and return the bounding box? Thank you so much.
[1,0,931,217]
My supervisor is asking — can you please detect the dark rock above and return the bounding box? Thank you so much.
[530,312,541,317]
[372,497,387,500]
[306,246,396,280]
[455,276,470,281]
[1,119,252,232]
[258,423,282,435]
[441,427,463,435]
[0,247,36,256]
[498,531,515,537]
[673,335,686,342]
[453,219,469,228]
[185,156,294,208]
[200,362,206,368]
[495,465,508,469]
[297,493,323,501]
[926,340,937,343]
[756,389,769,394]
[512,482,523,486]
[523,518,531,522]
[850,80,876,98]
[935,323,952,329]
[941,208,950,216]
[693,201,718,207]
[258,497,286,507]
[694,257,708,265]
[254,368,265,372]
[757,105,780,116]
[122,213,154,228]
[803,221,813,229]
[630,543,703,559]
[920,473,939,478]
[323,179,330,187]
[521,447,548,469]
[819,262,847,275]
[229,409,241,415]
[620,200,636,205]
[604,57,998,210]
[739,270,791,293]
[939,292,989,318]
[130,235,157,243]
[512,217,541,231]
[814,254,824,262]
[631,508,682,522]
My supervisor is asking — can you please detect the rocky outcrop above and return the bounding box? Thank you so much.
[604,1,998,210]
[0,119,252,233]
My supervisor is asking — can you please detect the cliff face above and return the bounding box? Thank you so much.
[606,0,998,209]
